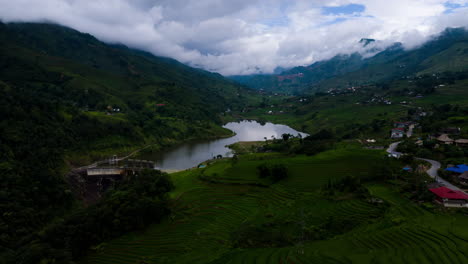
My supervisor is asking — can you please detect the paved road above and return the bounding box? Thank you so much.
[386,141,467,193]
[406,124,414,138]
[416,157,466,191]
[386,141,402,156]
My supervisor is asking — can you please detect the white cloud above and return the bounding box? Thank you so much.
[0,0,467,75]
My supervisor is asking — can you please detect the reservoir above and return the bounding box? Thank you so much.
[140,120,307,171]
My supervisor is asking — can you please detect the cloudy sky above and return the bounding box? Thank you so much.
[0,0,467,75]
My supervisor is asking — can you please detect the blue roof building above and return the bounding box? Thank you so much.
[446,164,468,174]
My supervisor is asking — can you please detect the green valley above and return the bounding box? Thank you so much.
[1,19,468,264]
[84,145,468,264]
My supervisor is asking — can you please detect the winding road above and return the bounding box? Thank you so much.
[386,141,466,193]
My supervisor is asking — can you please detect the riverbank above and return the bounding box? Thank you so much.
[138,120,306,171]
[65,124,235,168]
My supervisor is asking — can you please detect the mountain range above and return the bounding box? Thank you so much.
[231,28,468,94]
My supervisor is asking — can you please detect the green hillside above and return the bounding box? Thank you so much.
[0,22,257,161]
[231,53,367,94]
[0,22,257,263]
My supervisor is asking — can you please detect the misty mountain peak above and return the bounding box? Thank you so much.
[359,38,376,47]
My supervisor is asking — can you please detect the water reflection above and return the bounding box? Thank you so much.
[142,120,307,171]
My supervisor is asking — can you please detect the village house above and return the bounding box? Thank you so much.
[437,134,454,145]
[391,128,405,139]
[459,172,468,185]
[455,139,468,147]
[394,122,407,129]
[446,164,468,174]
[429,186,468,208]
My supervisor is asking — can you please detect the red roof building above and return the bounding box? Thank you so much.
[430,187,468,199]
[391,128,405,139]
[429,187,468,208]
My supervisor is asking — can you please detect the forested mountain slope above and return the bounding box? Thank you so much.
[0,22,253,263]
[0,22,254,157]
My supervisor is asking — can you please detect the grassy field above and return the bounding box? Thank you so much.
[82,145,468,264]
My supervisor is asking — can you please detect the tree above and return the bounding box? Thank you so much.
[282,133,292,142]
[231,154,239,165]
[257,164,270,178]
[271,164,288,182]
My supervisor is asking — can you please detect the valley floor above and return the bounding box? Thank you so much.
[82,145,468,264]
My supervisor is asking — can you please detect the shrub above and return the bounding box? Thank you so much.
[256,163,288,182]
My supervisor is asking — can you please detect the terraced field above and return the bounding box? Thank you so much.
[83,148,468,264]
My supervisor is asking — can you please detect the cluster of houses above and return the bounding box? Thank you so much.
[372,96,392,105]
[391,121,412,139]
[356,95,393,105]
[326,87,360,96]
[435,128,468,147]
[267,110,285,115]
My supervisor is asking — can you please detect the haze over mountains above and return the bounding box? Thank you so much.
[231,27,468,94]
[1,1,468,75]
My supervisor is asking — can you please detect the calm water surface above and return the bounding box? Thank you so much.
[141,120,307,171]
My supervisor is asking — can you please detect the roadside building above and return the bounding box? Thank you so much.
[437,134,454,145]
[455,139,468,147]
[394,122,407,128]
[391,128,405,139]
[402,166,412,172]
[446,164,468,174]
[429,186,468,208]
[459,171,468,185]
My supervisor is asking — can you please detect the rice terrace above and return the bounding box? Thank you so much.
[83,145,468,264]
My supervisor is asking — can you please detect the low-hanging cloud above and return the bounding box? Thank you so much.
[0,0,467,75]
